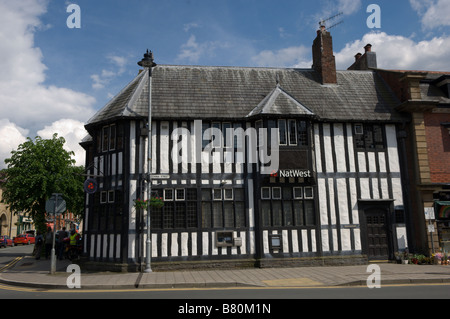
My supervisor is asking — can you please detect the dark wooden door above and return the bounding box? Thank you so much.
[365,208,389,260]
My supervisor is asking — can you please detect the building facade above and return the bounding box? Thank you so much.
[81,27,409,271]
[375,70,450,256]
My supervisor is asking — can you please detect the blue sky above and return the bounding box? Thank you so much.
[1,0,450,167]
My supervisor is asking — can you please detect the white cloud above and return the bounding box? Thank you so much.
[410,0,450,30]
[0,120,28,169]
[183,22,200,33]
[37,119,87,167]
[0,0,96,168]
[251,46,311,68]
[335,31,450,71]
[91,55,128,89]
[177,34,229,64]
[337,0,361,15]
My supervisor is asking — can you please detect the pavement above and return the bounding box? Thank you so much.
[1,255,450,290]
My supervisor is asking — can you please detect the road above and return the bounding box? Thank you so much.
[0,244,449,301]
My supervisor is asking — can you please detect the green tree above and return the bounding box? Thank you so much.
[1,134,84,234]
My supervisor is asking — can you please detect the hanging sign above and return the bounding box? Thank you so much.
[84,178,98,194]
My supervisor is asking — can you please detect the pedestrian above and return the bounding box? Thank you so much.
[45,227,53,259]
[58,227,68,260]
[34,231,43,260]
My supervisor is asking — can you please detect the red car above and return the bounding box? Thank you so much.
[13,234,35,245]
[0,235,13,248]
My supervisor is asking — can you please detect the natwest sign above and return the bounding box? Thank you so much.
[278,169,312,178]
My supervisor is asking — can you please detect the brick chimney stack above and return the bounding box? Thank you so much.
[348,44,378,70]
[312,25,337,85]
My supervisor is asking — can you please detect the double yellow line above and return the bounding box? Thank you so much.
[0,257,23,273]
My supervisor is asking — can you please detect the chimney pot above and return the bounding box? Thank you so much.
[364,44,372,52]
[355,53,362,61]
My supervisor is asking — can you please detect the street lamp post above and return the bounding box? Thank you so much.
[138,50,156,273]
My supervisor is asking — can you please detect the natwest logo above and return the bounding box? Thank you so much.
[278,169,312,178]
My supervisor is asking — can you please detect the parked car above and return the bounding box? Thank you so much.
[0,235,13,248]
[13,234,35,245]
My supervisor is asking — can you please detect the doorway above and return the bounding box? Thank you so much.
[360,203,392,261]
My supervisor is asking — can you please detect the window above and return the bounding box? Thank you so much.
[293,187,303,199]
[224,188,233,200]
[261,186,316,227]
[100,191,107,204]
[297,121,308,146]
[272,187,281,199]
[260,119,309,147]
[278,120,287,145]
[151,188,198,230]
[213,189,222,200]
[354,124,385,150]
[201,188,246,229]
[164,189,174,201]
[304,187,314,199]
[102,127,109,152]
[288,120,297,146]
[261,187,271,199]
[108,190,115,203]
[223,122,232,148]
[100,124,117,152]
[175,189,185,201]
[109,124,116,151]
[89,188,123,232]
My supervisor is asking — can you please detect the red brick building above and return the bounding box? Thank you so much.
[379,70,450,255]
[348,45,450,255]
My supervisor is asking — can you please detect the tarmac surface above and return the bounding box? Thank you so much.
[1,255,450,290]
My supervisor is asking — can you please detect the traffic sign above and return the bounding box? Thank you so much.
[45,193,66,215]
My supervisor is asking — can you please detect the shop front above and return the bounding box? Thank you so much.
[435,196,450,253]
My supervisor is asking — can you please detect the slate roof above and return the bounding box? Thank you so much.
[85,65,404,129]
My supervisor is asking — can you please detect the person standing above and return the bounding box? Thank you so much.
[34,231,44,260]
[45,227,53,259]
[57,227,68,260]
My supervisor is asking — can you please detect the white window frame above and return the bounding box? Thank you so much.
[293,187,303,199]
[108,190,115,203]
[100,191,107,204]
[164,188,174,201]
[272,187,282,199]
[261,187,271,200]
[175,188,185,201]
[355,124,364,135]
[288,119,297,146]
[212,188,222,201]
[224,188,234,201]
[304,186,314,199]
[278,119,287,146]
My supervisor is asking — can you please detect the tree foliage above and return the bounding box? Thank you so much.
[1,134,84,233]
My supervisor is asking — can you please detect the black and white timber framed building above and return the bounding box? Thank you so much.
[80,27,410,271]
